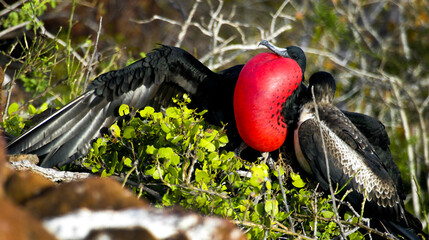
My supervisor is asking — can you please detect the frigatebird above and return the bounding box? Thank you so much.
[294,71,426,239]
[7,41,307,168]
[6,42,404,190]
[6,40,424,237]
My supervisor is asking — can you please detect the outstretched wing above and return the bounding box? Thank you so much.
[7,45,232,168]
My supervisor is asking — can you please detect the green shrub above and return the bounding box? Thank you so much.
[82,94,365,239]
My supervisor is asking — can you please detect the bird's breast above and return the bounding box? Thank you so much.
[294,109,314,174]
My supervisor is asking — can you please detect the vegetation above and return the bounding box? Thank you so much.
[83,95,370,239]
[1,0,428,239]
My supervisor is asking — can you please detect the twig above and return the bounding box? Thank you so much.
[310,86,347,239]
[270,0,290,35]
[384,71,420,217]
[0,21,30,39]
[231,219,315,240]
[36,18,88,66]
[0,0,28,18]
[84,16,103,90]
[186,147,199,185]
[398,3,410,60]
[175,183,230,199]
[169,0,187,19]
[112,175,162,201]
[3,69,16,122]
[9,160,91,182]
[122,164,137,187]
[294,213,396,240]
[312,185,319,238]
[277,166,295,232]
[175,0,201,47]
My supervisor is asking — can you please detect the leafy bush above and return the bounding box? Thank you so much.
[1,102,48,136]
[2,0,56,30]
[82,94,367,239]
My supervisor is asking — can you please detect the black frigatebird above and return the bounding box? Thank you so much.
[7,41,307,168]
[294,71,426,239]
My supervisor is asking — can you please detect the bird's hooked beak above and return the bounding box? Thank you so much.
[259,40,290,58]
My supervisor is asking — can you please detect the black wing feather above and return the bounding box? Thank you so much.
[342,110,406,200]
[7,45,225,167]
[297,106,404,221]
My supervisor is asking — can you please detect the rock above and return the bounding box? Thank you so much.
[2,139,246,239]
[5,170,55,204]
[0,134,10,198]
[8,154,39,164]
[24,177,148,219]
[0,198,57,240]
[43,207,245,240]
[84,227,158,240]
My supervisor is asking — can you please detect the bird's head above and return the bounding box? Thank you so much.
[308,71,336,104]
[258,40,306,78]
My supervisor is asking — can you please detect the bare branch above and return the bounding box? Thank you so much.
[311,86,347,239]
[0,21,30,39]
[277,166,295,232]
[9,160,91,182]
[84,16,103,89]
[176,0,201,47]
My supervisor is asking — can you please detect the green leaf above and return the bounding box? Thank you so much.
[27,104,37,115]
[344,212,353,221]
[145,166,163,179]
[266,180,272,190]
[249,165,268,188]
[139,106,155,117]
[158,147,179,167]
[110,151,119,173]
[165,107,180,118]
[196,195,207,206]
[170,154,180,166]
[38,102,48,113]
[195,169,210,184]
[110,123,121,138]
[123,126,136,139]
[153,168,163,179]
[144,166,156,175]
[119,104,130,116]
[218,134,229,145]
[158,147,175,159]
[348,231,364,240]
[151,112,162,121]
[146,145,156,154]
[321,210,334,218]
[265,199,279,216]
[167,134,183,144]
[123,157,132,167]
[161,123,171,133]
[255,203,265,216]
[200,138,215,152]
[8,103,19,116]
[291,172,306,188]
[167,166,179,178]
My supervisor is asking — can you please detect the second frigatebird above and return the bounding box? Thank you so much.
[294,71,425,239]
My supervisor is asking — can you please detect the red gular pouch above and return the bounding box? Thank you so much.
[234,52,302,152]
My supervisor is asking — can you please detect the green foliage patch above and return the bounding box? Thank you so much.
[1,102,48,136]
[82,94,366,239]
